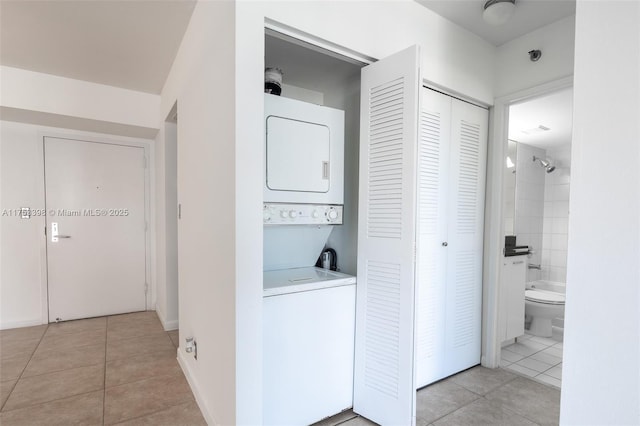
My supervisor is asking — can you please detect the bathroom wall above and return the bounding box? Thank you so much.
[514,143,546,282]
[541,145,571,283]
[503,140,517,235]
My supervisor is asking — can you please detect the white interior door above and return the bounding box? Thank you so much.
[444,99,487,375]
[354,45,420,426]
[45,137,147,322]
[415,89,488,386]
[415,88,451,388]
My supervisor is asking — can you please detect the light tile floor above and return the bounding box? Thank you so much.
[315,365,561,426]
[0,311,205,425]
[500,333,563,388]
[3,315,562,426]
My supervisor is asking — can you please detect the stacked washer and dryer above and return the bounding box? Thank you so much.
[262,94,357,425]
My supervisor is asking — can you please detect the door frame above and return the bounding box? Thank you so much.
[481,75,573,368]
[38,130,154,324]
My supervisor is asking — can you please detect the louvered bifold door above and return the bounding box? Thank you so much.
[415,89,451,388]
[443,99,488,376]
[354,45,420,426]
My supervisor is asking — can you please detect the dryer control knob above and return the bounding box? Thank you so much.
[327,210,339,220]
[288,210,298,218]
[280,210,288,218]
[312,210,320,219]
[263,210,271,221]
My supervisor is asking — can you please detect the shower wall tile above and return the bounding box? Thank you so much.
[541,145,571,284]
[554,184,570,201]
[514,143,546,282]
[551,234,568,251]
[552,201,570,217]
[551,218,569,235]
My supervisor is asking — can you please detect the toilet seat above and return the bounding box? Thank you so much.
[525,289,565,305]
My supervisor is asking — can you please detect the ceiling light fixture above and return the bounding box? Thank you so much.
[483,0,516,26]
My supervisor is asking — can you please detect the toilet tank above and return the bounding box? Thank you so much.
[264,94,345,204]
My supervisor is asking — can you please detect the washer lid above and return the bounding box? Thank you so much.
[525,289,565,305]
[263,266,356,297]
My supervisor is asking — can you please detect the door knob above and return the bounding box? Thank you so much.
[442,242,448,247]
[51,222,71,242]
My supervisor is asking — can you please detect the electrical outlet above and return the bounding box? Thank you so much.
[185,337,197,360]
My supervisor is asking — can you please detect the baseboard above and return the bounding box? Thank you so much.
[177,349,218,425]
[154,305,179,331]
[163,319,179,331]
[0,318,46,330]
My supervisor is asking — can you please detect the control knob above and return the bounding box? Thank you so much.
[289,210,298,218]
[280,210,288,218]
[327,209,339,221]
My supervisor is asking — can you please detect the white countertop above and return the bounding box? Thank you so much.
[263,266,356,297]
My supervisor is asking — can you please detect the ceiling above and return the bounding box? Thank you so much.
[415,0,576,46]
[508,87,573,149]
[0,0,196,94]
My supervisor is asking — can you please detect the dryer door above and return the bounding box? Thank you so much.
[266,116,330,193]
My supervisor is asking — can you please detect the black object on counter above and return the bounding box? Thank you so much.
[316,248,338,271]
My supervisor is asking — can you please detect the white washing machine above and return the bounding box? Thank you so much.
[263,267,356,426]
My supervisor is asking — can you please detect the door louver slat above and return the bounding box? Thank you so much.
[368,78,405,239]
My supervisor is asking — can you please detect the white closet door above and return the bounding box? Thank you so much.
[354,45,420,426]
[444,99,488,376]
[415,89,451,388]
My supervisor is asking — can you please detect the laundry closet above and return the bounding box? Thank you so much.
[262,31,363,426]
[261,32,488,426]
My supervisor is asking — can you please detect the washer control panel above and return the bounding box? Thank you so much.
[263,203,343,225]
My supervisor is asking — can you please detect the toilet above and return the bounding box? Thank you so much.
[525,289,565,337]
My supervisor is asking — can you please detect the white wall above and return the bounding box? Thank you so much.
[0,120,154,329]
[561,1,640,424]
[0,122,46,328]
[324,75,361,275]
[494,16,575,98]
[154,119,179,330]
[0,66,160,137]
[159,2,238,425]
[541,145,571,283]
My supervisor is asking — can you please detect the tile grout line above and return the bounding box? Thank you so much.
[424,393,483,425]
[104,367,186,392]
[103,399,197,426]
[426,372,520,425]
[504,340,562,383]
[13,361,107,382]
[503,366,561,390]
[484,396,544,426]
[0,324,49,413]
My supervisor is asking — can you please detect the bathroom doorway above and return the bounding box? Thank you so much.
[498,86,573,388]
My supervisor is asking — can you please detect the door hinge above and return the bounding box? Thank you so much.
[178,203,182,220]
[44,226,47,236]
[144,283,149,294]
[144,221,148,231]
